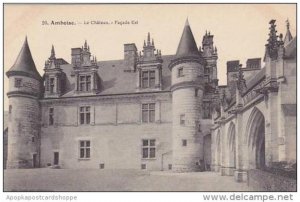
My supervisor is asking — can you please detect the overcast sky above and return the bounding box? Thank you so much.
[3,4,296,110]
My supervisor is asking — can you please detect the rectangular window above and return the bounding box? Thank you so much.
[49,107,54,125]
[14,78,22,88]
[79,75,91,92]
[99,163,105,169]
[204,75,210,83]
[204,68,210,74]
[182,139,187,147]
[178,67,184,77]
[142,139,156,159]
[141,103,155,123]
[49,78,55,93]
[54,152,59,165]
[141,70,155,88]
[180,114,185,125]
[168,164,172,170]
[9,105,12,114]
[141,164,146,170]
[79,140,91,159]
[79,106,91,125]
[203,102,211,119]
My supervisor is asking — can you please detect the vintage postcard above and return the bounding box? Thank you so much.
[2,3,297,194]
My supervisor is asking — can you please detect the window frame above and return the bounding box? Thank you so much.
[182,139,187,147]
[79,75,92,92]
[142,139,156,159]
[49,77,55,93]
[49,107,54,126]
[141,103,155,123]
[79,106,91,125]
[14,78,22,88]
[178,67,184,77]
[79,140,91,159]
[180,114,185,125]
[203,102,212,119]
[141,70,156,88]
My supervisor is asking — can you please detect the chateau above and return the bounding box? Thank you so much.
[5,19,296,182]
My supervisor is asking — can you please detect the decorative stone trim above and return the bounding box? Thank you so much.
[168,56,204,70]
[170,81,203,92]
[7,90,40,99]
[6,70,42,81]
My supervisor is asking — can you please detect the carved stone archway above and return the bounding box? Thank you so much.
[227,122,236,175]
[246,108,265,169]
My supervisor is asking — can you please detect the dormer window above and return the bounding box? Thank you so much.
[142,70,155,88]
[79,75,91,92]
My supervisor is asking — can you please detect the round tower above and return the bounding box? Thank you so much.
[6,37,42,168]
[169,20,205,172]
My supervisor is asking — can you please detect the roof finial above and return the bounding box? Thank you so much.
[185,18,189,26]
[284,18,293,45]
[286,18,290,30]
[143,40,146,47]
[147,32,151,45]
[51,45,55,58]
[152,38,154,46]
[84,40,88,49]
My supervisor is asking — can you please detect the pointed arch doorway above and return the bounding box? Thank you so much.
[246,108,266,169]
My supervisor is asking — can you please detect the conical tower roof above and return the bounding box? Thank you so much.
[176,19,200,57]
[6,37,41,80]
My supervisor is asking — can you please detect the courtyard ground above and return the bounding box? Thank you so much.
[4,168,249,191]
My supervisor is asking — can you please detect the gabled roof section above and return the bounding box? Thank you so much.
[176,19,200,57]
[6,37,42,80]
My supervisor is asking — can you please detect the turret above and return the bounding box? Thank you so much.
[201,31,218,88]
[169,19,205,172]
[6,37,42,168]
[284,19,293,46]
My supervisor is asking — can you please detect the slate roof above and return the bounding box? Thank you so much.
[175,19,200,58]
[59,55,175,97]
[6,37,42,80]
[284,36,296,59]
[243,67,266,94]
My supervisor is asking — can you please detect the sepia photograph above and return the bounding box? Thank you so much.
[2,3,297,194]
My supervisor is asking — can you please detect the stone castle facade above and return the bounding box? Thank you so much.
[5,19,296,181]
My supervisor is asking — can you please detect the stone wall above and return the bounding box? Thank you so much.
[40,93,173,170]
[7,96,41,168]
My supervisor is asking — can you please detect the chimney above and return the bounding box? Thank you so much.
[246,58,261,69]
[124,43,137,72]
[226,60,240,96]
[71,48,82,66]
[226,60,240,73]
